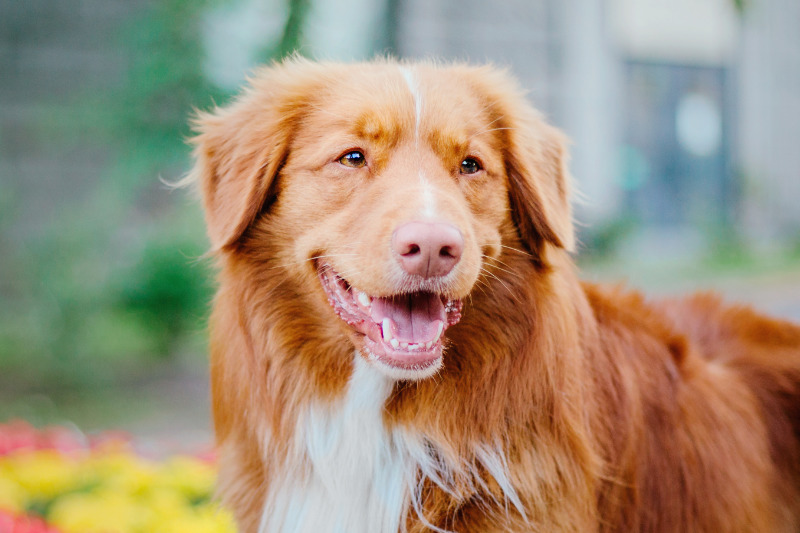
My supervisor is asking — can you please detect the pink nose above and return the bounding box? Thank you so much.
[392,221,464,278]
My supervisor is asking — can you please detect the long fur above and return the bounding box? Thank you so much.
[189,58,800,532]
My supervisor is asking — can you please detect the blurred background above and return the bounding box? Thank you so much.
[1,0,799,445]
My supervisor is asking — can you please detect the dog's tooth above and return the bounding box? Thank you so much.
[390,338,400,349]
[382,318,392,342]
[425,341,432,349]
[433,321,444,343]
[401,342,408,349]
[357,291,371,307]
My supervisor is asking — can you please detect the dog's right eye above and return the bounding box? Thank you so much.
[338,150,367,168]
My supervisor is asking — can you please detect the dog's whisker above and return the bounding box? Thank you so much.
[308,253,358,260]
[481,258,519,279]
[482,257,525,287]
[481,253,515,268]
[467,126,516,141]
[479,267,521,304]
[465,102,504,127]
[264,254,360,271]
[498,244,532,258]
[305,103,351,121]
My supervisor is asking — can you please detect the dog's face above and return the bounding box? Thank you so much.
[192,60,574,381]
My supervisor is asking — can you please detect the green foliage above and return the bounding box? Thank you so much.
[578,215,638,261]
[117,221,214,359]
[1,0,308,396]
[701,222,753,270]
[271,0,312,59]
[0,204,213,393]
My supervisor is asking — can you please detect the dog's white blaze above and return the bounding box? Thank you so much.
[399,66,422,144]
[258,354,526,533]
[419,170,438,219]
[400,66,439,220]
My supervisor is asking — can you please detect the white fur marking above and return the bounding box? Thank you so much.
[400,66,438,220]
[419,170,437,219]
[258,354,526,532]
[399,66,422,144]
[259,356,408,533]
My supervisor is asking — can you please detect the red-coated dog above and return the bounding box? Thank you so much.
[189,58,800,532]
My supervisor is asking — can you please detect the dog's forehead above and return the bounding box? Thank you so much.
[306,65,494,147]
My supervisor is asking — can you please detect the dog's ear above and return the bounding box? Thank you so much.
[467,66,575,257]
[504,116,575,255]
[189,63,311,250]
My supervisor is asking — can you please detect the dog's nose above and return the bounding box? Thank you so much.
[392,221,463,278]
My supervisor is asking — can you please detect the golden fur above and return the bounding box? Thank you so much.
[189,58,800,532]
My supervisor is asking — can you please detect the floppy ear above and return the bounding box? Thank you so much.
[504,116,575,255]
[189,62,313,250]
[467,65,575,257]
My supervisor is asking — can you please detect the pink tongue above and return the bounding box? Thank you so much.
[370,293,446,342]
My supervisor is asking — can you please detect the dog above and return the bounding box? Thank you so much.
[188,58,800,532]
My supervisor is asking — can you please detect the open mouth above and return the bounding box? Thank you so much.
[318,264,463,377]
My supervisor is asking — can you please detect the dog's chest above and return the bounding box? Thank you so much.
[259,356,413,533]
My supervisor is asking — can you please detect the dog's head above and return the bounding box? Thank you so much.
[191,59,573,381]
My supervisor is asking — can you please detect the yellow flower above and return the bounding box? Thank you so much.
[0,474,25,513]
[154,456,216,501]
[3,450,80,500]
[48,488,151,533]
[158,504,237,533]
[83,451,157,496]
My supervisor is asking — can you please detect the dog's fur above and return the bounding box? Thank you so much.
[189,58,800,532]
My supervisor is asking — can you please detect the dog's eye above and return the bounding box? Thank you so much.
[338,150,367,168]
[460,157,482,175]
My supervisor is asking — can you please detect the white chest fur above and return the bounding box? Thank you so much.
[259,356,412,533]
[258,355,524,533]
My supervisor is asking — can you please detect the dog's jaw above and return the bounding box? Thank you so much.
[318,263,463,380]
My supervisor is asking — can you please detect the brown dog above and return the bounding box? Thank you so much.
[189,58,800,532]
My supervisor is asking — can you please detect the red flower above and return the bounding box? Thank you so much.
[0,420,133,458]
[0,420,39,456]
[0,510,61,533]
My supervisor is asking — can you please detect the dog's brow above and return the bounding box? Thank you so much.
[352,109,401,146]
[429,128,469,161]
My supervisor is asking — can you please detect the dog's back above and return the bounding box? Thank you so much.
[585,284,800,531]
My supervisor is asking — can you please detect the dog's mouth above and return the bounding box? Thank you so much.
[318,264,463,378]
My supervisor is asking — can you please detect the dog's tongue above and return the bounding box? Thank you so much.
[370,293,445,343]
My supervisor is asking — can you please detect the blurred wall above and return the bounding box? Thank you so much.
[0,0,146,236]
[738,0,800,238]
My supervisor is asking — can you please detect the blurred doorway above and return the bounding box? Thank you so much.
[620,61,735,229]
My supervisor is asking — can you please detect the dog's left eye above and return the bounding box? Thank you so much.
[460,157,482,175]
[339,150,367,168]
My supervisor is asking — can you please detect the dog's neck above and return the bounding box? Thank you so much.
[258,354,526,533]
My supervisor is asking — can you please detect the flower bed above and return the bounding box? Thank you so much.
[0,421,235,533]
